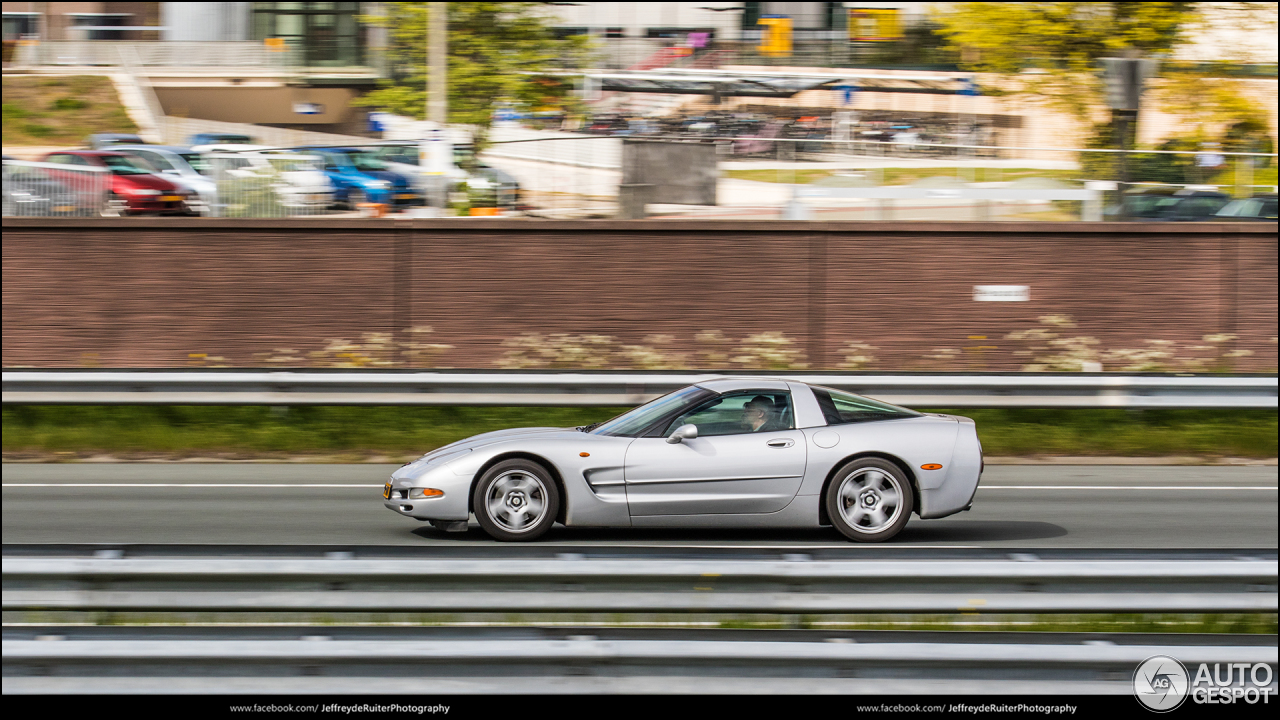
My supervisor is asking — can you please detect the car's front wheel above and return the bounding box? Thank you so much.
[473,460,559,541]
[347,188,366,209]
[825,458,913,542]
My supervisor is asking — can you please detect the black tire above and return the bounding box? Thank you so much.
[347,187,366,209]
[472,459,560,542]
[825,458,913,543]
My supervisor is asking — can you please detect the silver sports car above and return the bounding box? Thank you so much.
[382,377,982,542]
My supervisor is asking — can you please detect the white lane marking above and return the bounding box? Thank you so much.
[1,483,381,488]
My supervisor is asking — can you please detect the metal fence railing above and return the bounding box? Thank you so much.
[7,131,1275,220]
[1,161,110,218]
[4,371,1275,408]
[203,152,334,218]
[14,41,289,69]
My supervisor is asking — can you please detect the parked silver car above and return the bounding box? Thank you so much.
[110,145,217,216]
[383,378,982,542]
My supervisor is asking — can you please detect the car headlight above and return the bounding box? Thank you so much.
[127,188,162,196]
[367,180,391,190]
[409,488,445,499]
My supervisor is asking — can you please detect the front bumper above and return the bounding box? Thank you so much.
[381,467,472,521]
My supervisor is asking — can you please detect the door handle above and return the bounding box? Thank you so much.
[767,439,794,448]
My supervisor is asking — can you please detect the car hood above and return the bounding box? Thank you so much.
[360,169,408,188]
[279,170,332,189]
[437,426,579,454]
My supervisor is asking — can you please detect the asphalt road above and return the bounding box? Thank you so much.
[2,464,1275,548]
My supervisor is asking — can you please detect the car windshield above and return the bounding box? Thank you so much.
[377,146,418,165]
[1124,194,1180,217]
[100,155,153,175]
[590,386,714,437]
[268,157,320,173]
[180,153,213,175]
[1216,198,1276,218]
[453,145,477,170]
[810,386,921,425]
[350,153,387,172]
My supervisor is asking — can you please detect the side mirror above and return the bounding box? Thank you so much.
[665,424,698,444]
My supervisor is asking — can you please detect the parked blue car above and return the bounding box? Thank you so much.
[187,133,255,146]
[298,147,421,209]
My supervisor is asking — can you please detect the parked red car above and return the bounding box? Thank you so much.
[40,150,197,216]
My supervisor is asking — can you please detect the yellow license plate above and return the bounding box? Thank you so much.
[383,482,392,499]
[54,205,76,212]
[160,195,183,202]
[395,194,416,199]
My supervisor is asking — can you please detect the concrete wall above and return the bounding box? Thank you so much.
[2,219,1275,371]
[154,86,360,126]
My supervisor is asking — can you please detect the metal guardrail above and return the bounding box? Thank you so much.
[4,556,1275,614]
[6,627,1275,694]
[2,371,1275,408]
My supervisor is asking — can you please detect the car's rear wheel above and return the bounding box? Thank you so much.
[473,460,559,542]
[825,458,913,542]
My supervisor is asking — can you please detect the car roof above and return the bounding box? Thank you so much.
[193,144,283,152]
[111,145,194,154]
[48,150,131,157]
[696,377,793,393]
[88,133,142,140]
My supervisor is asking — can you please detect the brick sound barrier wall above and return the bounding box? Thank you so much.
[2,219,1276,372]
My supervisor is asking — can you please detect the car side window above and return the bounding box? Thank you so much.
[810,386,921,425]
[662,390,794,437]
[1181,197,1226,216]
[140,152,173,171]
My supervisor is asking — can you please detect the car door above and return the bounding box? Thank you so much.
[623,389,807,516]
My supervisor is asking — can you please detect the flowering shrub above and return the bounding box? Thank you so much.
[730,332,809,370]
[837,341,878,370]
[1005,314,1102,372]
[202,327,453,368]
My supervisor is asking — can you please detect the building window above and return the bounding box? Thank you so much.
[68,13,131,41]
[251,2,363,67]
[605,27,625,38]
[646,27,716,39]
[3,13,38,41]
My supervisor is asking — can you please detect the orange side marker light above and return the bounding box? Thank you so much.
[921,463,943,470]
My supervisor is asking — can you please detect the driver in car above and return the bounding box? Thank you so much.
[742,395,786,433]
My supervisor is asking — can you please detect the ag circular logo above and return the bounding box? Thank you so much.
[1134,655,1190,712]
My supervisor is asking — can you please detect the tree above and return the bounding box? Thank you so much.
[933,1,1275,163]
[353,3,592,147]
[932,2,1200,120]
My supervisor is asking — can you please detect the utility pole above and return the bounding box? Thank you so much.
[1102,55,1158,221]
[427,2,447,127]
[424,2,448,210]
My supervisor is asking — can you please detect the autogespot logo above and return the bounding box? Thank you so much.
[1134,655,1190,712]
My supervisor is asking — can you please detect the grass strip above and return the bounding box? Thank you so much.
[3,406,1275,460]
[2,75,138,147]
